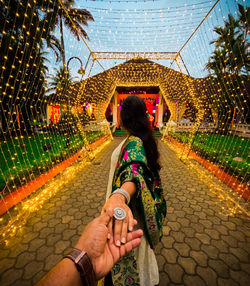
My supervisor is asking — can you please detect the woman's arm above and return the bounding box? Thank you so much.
[102,181,136,247]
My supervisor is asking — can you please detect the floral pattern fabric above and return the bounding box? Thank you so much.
[111,136,166,285]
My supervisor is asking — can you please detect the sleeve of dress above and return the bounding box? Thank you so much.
[112,136,166,248]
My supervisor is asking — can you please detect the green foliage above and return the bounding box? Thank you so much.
[47,66,74,95]
[204,4,250,131]
[0,0,62,134]
[169,131,249,182]
[0,131,105,194]
[43,0,94,66]
[206,4,249,76]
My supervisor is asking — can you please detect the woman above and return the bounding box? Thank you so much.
[102,95,166,286]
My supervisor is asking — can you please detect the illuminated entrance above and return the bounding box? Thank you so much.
[106,86,170,129]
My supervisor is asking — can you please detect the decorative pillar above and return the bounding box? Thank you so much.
[46,105,50,125]
[157,94,163,127]
[112,92,118,126]
[97,103,101,124]
[178,103,186,121]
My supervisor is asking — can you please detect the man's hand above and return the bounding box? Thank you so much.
[75,212,143,280]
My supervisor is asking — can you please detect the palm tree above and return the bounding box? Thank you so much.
[237,4,250,41]
[44,0,94,67]
[205,6,250,133]
[47,66,74,95]
[207,10,249,76]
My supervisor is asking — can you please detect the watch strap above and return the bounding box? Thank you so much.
[64,248,97,286]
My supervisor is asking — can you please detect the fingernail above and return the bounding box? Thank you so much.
[107,233,111,239]
[129,226,133,231]
[116,240,121,246]
[121,237,126,244]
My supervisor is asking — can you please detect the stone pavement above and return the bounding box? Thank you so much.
[0,138,249,286]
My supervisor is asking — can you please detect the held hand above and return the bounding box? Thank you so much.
[102,194,135,246]
[75,212,143,280]
[93,222,143,279]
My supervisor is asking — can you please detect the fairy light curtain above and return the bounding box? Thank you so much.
[0,0,249,242]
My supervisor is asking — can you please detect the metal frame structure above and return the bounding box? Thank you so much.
[59,0,221,78]
[92,51,190,75]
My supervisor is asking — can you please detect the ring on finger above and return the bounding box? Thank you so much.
[114,207,126,220]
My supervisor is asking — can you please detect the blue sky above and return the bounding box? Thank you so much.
[46,0,247,82]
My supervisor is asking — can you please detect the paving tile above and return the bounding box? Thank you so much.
[1,268,24,286]
[195,232,211,245]
[208,259,230,278]
[46,233,62,246]
[44,253,62,272]
[55,240,70,254]
[36,245,54,261]
[157,271,170,286]
[218,253,241,271]
[23,261,44,280]
[174,242,190,257]
[221,221,237,231]
[183,274,206,286]
[190,222,205,233]
[210,239,229,253]
[171,231,185,243]
[229,247,249,263]
[1,138,250,286]
[213,224,229,235]
[164,263,184,284]
[177,256,196,274]
[16,252,36,268]
[181,227,195,238]
[161,236,174,249]
[217,278,239,286]
[220,234,238,248]
[230,269,249,286]
[190,250,208,267]
[161,248,179,264]
[201,244,219,259]
[156,254,166,272]
[0,257,16,274]
[184,237,201,251]
[240,263,250,275]
[228,230,246,242]
[204,228,220,240]
[168,221,181,231]
[196,266,217,286]
[39,227,53,239]
[28,238,45,252]
[199,219,213,228]
[176,217,190,227]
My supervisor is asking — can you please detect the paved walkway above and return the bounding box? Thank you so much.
[0,138,249,286]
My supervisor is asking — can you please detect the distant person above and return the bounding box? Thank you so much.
[102,95,166,285]
[36,212,143,286]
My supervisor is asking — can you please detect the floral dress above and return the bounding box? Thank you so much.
[107,136,166,286]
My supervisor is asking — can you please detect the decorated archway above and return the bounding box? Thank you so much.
[66,58,211,130]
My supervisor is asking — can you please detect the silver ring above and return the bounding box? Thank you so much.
[113,208,126,220]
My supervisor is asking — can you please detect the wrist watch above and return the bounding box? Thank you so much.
[64,248,97,286]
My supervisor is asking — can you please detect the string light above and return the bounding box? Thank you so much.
[0,0,249,244]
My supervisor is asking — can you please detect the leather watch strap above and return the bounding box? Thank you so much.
[64,248,97,286]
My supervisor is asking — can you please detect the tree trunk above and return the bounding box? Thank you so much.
[59,14,66,68]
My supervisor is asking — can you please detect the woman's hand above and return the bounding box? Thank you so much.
[102,193,136,247]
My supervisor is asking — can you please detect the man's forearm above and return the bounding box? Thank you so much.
[36,258,82,286]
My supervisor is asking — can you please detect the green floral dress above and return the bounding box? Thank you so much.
[110,136,166,286]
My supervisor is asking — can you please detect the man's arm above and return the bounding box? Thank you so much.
[36,258,82,286]
[36,212,143,286]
